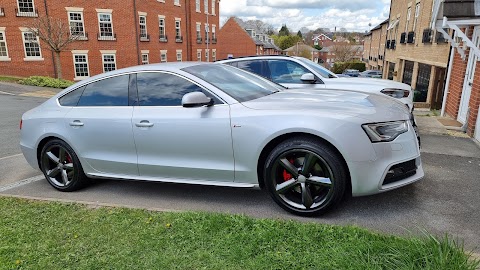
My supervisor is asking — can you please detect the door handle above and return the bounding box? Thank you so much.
[69,120,84,127]
[135,120,154,128]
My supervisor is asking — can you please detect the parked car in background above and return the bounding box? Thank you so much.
[360,70,383,78]
[20,62,423,216]
[217,55,414,112]
[342,69,360,77]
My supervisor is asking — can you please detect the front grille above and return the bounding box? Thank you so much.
[383,159,417,185]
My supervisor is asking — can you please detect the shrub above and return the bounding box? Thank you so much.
[332,62,366,74]
[19,76,74,89]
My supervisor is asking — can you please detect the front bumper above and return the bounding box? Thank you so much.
[348,121,423,197]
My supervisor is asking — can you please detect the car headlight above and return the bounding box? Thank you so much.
[381,88,410,98]
[362,121,408,142]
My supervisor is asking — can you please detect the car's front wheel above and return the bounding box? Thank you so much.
[40,139,89,191]
[264,137,347,216]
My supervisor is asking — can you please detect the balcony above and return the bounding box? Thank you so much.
[16,8,38,17]
[205,37,210,44]
[175,36,183,43]
[422,29,432,43]
[400,32,406,44]
[0,8,4,17]
[386,40,391,49]
[97,33,116,41]
[212,37,217,44]
[140,34,150,42]
[159,35,168,42]
[390,40,396,49]
[407,31,415,44]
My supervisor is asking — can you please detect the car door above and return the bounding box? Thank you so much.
[63,74,138,176]
[131,72,234,182]
[265,59,326,90]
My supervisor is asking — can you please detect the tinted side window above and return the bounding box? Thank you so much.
[77,75,129,106]
[236,60,269,78]
[58,86,85,106]
[136,72,220,106]
[267,60,311,84]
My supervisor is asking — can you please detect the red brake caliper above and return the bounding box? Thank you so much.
[282,159,295,182]
[66,154,72,164]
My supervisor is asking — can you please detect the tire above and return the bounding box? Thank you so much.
[40,139,89,191]
[264,136,347,216]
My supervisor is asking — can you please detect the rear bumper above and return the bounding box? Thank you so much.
[20,143,39,170]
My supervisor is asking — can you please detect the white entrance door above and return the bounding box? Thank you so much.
[475,105,480,142]
[458,26,480,123]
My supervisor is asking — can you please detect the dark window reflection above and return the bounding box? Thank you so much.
[77,75,129,106]
[59,86,85,106]
[137,72,213,106]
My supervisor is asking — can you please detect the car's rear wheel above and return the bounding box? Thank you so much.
[264,137,346,216]
[40,139,89,191]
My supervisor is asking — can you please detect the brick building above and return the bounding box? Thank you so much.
[217,17,281,60]
[362,19,388,71]
[0,0,219,81]
[311,33,333,48]
[384,0,450,108]
[431,0,480,141]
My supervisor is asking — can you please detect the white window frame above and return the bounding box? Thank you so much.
[141,51,149,65]
[205,23,209,42]
[0,28,11,61]
[196,0,201,12]
[197,49,202,61]
[204,0,208,14]
[212,49,216,61]
[212,24,216,40]
[160,50,167,63]
[139,14,148,40]
[413,3,420,31]
[405,7,411,32]
[66,8,87,39]
[176,50,182,62]
[101,50,117,72]
[159,16,166,40]
[175,19,182,39]
[17,0,37,16]
[196,22,201,39]
[72,50,89,81]
[97,10,115,40]
[205,49,209,62]
[174,0,180,6]
[20,28,43,61]
[211,0,216,15]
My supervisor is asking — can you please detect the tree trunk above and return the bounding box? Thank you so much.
[53,51,62,79]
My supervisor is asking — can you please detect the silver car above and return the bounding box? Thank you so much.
[20,63,423,216]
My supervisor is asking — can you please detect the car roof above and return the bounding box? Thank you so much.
[217,55,294,62]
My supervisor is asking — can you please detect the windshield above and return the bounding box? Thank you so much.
[294,57,338,79]
[182,64,283,102]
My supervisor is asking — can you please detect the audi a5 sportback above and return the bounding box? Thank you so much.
[218,55,414,111]
[20,63,423,216]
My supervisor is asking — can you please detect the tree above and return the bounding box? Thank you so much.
[330,43,358,62]
[298,48,311,59]
[278,25,290,36]
[297,30,302,38]
[27,16,81,79]
[272,35,302,50]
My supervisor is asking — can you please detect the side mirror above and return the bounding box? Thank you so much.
[182,92,213,108]
[300,73,316,84]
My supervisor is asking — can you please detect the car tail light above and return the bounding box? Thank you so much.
[380,89,410,98]
[20,120,22,130]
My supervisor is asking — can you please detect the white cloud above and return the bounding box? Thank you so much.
[220,1,389,32]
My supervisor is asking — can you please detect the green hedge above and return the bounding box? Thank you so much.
[332,62,366,74]
[19,76,74,89]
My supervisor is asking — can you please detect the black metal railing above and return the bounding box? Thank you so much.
[72,32,88,40]
[159,34,168,42]
[205,37,210,44]
[386,40,391,49]
[16,8,38,17]
[390,40,396,49]
[196,37,202,43]
[212,37,217,44]
[140,34,150,41]
[407,31,415,43]
[97,32,116,41]
[422,29,432,43]
[436,29,448,43]
[175,36,183,42]
[400,32,406,44]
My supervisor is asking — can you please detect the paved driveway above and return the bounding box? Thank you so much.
[1,83,479,251]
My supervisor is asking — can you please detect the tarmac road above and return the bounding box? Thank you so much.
[1,83,479,251]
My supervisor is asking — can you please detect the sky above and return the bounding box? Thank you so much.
[219,0,391,33]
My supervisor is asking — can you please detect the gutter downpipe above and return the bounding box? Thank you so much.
[133,0,141,65]
[441,32,456,116]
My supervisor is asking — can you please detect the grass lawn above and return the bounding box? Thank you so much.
[0,197,477,270]
[0,76,23,83]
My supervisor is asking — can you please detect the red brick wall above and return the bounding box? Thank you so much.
[467,58,480,136]
[0,0,220,81]
[217,17,256,60]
